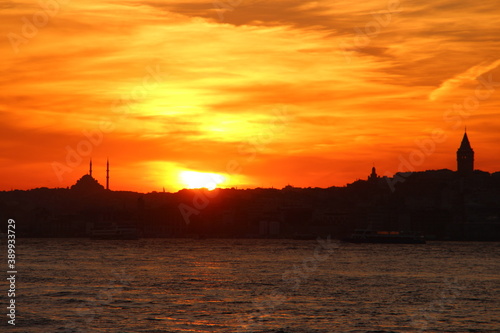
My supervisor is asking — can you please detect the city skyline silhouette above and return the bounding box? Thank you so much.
[47,130,496,194]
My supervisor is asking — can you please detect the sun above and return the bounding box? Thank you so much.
[179,171,226,190]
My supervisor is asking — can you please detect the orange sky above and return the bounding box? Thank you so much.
[1,0,499,192]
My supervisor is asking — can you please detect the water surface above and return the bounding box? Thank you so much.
[5,239,500,332]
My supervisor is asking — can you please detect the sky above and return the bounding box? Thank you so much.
[1,0,499,192]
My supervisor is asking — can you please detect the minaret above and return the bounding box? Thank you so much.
[368,165,378,182]
[89,159,93,177]
[106,159,109,190]
[457,130,474,175]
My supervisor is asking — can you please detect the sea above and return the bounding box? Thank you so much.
[3,238,499,332]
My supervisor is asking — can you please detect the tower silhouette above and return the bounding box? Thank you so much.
[368,166,378,182]
[457,130,474,175]
[106,159,109,190]
[89,159,93,177]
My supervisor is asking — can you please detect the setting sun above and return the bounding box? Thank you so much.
[179,171,226,190]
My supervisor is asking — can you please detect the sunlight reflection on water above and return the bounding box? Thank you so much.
[10,239,500,332]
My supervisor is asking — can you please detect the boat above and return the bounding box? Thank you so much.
[292,233,317,240]
[89,223,139,240]
[343,229,426,244]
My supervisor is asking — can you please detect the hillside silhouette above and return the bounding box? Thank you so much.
[1,131,499,241]
[1,168,499,241]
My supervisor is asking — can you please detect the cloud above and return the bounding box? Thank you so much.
[429,59,500,101]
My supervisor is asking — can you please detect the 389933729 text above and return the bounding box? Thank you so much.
[6,218,17,326]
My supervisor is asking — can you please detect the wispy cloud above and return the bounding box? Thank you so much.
[430,59,500,101]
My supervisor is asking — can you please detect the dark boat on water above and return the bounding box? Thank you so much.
[292,233,317,240]
[89,223,139,240]
[343,229,426,244]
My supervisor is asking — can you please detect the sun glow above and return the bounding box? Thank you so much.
[179,171,226,190]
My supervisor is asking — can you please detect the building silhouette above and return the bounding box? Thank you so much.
[457,130,474,175]
[368,166,379,182]
[106,159,110,190]
[70,159,106,192]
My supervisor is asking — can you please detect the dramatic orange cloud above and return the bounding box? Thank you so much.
[1,0,499,192]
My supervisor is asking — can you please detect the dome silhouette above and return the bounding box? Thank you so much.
[71,174,105,192]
